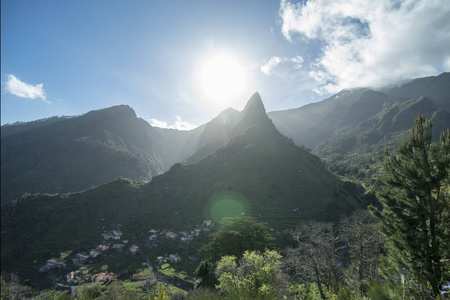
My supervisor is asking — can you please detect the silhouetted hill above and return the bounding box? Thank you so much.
[145,93,358,227]
[186,93,274,164]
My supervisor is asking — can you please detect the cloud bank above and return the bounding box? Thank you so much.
[5,74,49,103]
[148,115,197,131]
[279,0,450,93]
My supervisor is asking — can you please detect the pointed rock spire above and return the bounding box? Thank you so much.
[242,92,266,115]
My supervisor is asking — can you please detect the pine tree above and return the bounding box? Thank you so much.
[370,113,450,297]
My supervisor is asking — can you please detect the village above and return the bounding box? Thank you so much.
[39,219,214,287]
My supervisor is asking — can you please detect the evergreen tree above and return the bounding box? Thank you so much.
[195,260,218,289]
[370,113,450,297]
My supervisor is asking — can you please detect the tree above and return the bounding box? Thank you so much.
[215,249,287,299]
[202,217,275,262]
[340,209,385,296]
[370,113,450,298]
[195,260,218,289]
[1,273,32,300]
[284,221,341,300]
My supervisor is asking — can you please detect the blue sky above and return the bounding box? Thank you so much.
[2,0,450,128]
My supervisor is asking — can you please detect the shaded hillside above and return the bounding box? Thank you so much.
[186,93,273,164]
[1,95,364,278]
[268,88,368,149]
[184,107,241,164]
[1,105,166,204]
[0,178,142,277]
[268,73,450,189]
[142,93,361,229]
[3,73,447,204]
[318,95,450,187]
[384,72,450,110]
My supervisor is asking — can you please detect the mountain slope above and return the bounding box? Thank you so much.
[141,93,358,228]
[1,95,363,278]
[384,72,450,110]
[268,88,368,149]
[317,95,449,188]
[267,73,450,189]
[185,93,269,164]
[1,105,166,204]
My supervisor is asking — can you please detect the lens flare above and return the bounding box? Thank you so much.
[204,191,248,223]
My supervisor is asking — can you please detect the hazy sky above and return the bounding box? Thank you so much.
[2,0,449,128]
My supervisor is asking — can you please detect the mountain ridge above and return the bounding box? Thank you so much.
[2,73,449,203]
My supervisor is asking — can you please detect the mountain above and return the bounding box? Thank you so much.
[384,72,450,110]
[1,94,364,277]
[1,105,166,204]
[185,93,269,164]
[268,73,450,188]
[0,95,264,204]
[2,73,448,204]
[142,93,360,228]
[267,88,368,149]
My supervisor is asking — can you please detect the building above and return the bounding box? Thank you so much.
[66,271,81,284]
[90,249,101,258]
[129,244,139,254]
[46,257,64,267]
[165,231,177,239]
[170,254,181,263]
[91,272,118,283]
[203,220,213,227]
[102,232,112,240]
[112,243,125,249]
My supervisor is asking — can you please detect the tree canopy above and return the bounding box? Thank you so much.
[215,250,286,299]
[370,113,450,297]
[201,217,275,262]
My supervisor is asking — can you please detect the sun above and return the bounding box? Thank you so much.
[199,53,248,109]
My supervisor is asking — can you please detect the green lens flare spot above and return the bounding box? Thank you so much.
[205,191,247,222]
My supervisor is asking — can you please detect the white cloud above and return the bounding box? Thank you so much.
[4,74,49,103]
[279,0,450,93]
[148,115,197,131]
[291,56,304,69]
[172,115,197,130]
[148,118,168,128]
[261,55,303,75]
[261,56,286,75]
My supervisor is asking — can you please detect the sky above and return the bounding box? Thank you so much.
[2,0,450,129]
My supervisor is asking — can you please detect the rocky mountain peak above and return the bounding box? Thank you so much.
[242,92,266,115]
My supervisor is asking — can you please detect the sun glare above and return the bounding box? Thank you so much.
[199,54,248,109]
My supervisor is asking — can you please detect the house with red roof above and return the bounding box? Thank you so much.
[91,272,118,283]
[129,244,139,254]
